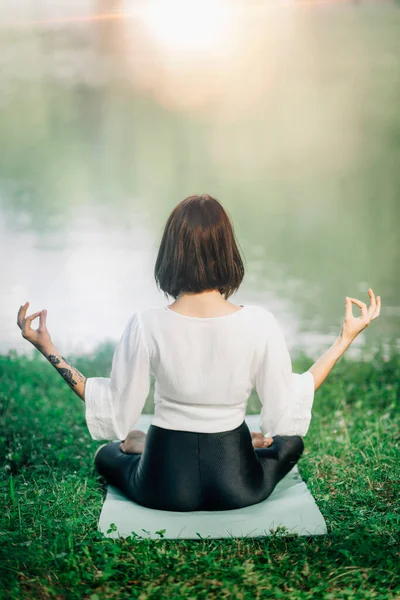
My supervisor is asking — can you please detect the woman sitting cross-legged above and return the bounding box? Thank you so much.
[16,194,381,512]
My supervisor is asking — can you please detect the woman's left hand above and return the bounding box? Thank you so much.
[251,432,274,448]
[17,302,53,351]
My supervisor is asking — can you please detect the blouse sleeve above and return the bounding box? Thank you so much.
[255,311,315,438]
[84,312,151,441]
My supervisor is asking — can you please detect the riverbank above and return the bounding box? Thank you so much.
[0,342,398,599]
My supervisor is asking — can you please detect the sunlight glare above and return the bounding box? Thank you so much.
[139,0,232,54]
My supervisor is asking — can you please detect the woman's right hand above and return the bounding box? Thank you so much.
[340,288,381,343]
[17,302,53,351]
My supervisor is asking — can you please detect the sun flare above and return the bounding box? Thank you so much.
[137,0,233,54]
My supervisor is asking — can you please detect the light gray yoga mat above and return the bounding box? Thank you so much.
[98,414,327,539]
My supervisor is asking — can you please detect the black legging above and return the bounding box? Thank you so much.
[95,420,304,512]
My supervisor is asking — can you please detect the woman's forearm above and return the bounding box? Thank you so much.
[38,341,87,402]
[308,335,352,391]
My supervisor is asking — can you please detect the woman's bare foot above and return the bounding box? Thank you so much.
[120,430,147,454]
[251,432,274,448]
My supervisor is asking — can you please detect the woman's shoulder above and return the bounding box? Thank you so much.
[243,304,275,319]
[132,306,172,328]
[127,306,164,323]
[119,307,163,332]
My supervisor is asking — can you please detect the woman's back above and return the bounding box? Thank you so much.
[141,304,265,433]
[85,298,315,443]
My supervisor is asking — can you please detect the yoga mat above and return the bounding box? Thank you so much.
[98,414,327,539]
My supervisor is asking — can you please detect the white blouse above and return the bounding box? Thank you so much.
[85,304,315,441]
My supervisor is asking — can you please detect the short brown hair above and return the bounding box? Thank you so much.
[154,194,245,300]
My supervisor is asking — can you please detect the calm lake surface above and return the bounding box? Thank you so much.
[1,1,399,359]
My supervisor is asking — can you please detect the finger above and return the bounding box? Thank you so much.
[367,288,376,319]
[38,309,47,331]
[21,301,29,315]
[345,297,353,320]
[349,298,368,321]
[17,306,23,328]
[17,302,29,326]
[372,295,381,320]
[25,311,42,324]
[22,312,42,335]
[348,297,365,309]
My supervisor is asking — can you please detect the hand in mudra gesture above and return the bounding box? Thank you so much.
[17,301,53,350]
[341,288,381,343]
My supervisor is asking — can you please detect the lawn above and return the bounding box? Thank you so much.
[0,341,399,599]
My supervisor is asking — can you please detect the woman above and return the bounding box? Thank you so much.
[16,194,381,512]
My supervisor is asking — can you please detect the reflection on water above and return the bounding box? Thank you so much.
[1,1,399,358]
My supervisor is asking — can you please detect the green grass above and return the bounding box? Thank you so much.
[0,341,399,599]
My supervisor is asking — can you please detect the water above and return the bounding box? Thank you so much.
[1,1,399,359]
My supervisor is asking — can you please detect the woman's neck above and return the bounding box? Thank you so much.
[168,290,241,318]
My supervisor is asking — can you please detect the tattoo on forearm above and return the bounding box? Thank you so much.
[48,355,61,366]
[57,368,78,387]
[48,354,85,388]
[61,356,73,368]
[61,356,86,382]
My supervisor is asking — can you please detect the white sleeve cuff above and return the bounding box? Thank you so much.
[85,377,123,441]
[262,370,315,438]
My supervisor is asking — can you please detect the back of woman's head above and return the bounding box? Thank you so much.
[154,194,245,300]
